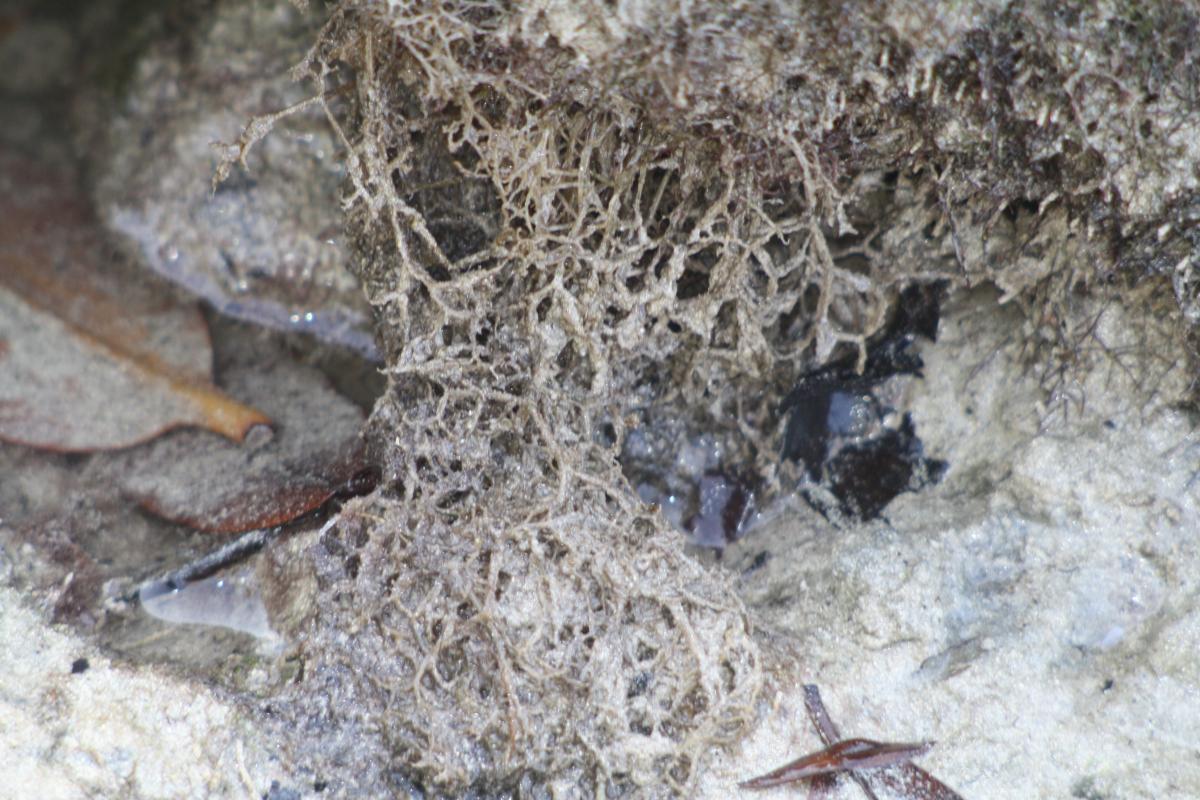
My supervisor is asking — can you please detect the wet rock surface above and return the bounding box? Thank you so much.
[779,284,948,522]
[622,284,948,549]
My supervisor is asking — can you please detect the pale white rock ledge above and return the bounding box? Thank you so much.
[0,582,298,800]
[702,287,1200,799]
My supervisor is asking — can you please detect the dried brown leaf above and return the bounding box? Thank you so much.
[0,150,270,451]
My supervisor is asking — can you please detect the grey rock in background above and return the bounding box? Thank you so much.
[85,0,378,360]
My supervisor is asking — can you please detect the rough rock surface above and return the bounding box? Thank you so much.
[0,581,301,799]
[82,0,378,358]
[700,288,1200,798]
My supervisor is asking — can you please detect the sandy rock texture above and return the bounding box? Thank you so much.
[0,581,302,800]
[702,289,1199,798]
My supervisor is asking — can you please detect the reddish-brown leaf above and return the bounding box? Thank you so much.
[740,739,934,789]
[743,685,965,800]
[106,355,369,534]
[0,149,270,452]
